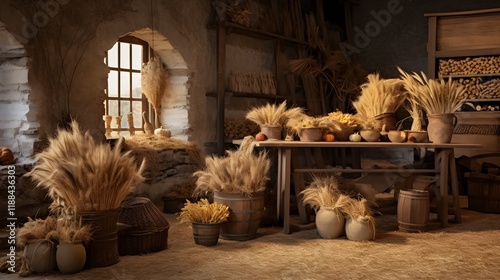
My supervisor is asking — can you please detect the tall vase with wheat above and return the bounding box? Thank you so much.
[398,67,467,143]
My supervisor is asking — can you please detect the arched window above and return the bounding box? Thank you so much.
[104,36,150,136]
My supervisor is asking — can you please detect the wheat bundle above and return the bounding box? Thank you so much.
[16,216,58,248]
[246,100,304,127]
[27,121,145,213]
[336,196,376,238]
[141,56,166,111]
[193,136,270,196]
[398,67,467,115]
[55,218,93,244]
[177,198,230,224]
[299,176,342,211]
[352,73,406,118]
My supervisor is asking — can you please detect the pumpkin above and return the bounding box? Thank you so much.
[349,132,362,142]
[154,126,171,138]
[255,132,267,141]
[323,133,335,142]
[0,147,15,165]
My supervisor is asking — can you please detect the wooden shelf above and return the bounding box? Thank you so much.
[464,98,500,102]
[441,73,500,78]
[206,91,288,100]
[207,21,308,46]
[435,48,500,59]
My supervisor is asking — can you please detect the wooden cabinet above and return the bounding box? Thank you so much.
[207,21,307,155]
[425,8,500,158]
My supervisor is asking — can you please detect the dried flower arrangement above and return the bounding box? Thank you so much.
[16,217,58,248]
[55,219,93,244]
[245,101,303,127]
[26,121,145,214]
[141,56,166,112]
[193,136,270,196]
[398,67,467,115]
[178,199,230,224]
[352,73,406,131]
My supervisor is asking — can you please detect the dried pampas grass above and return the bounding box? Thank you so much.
[246,101,304,127]
[398,67,467,115]
[178,198,230,224]
[141,56,167,111]
[193,136,270,196]
[27,121,145,213]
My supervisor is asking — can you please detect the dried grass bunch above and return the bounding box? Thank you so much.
[16,216,58,248]
[55,218,93,243]
[286,113,329,134]
[193,136,270,196]
[177,198,230,224]
[246,101,303,127]
[403,97,424,131]
[299,176,342,211]
[141,55,167,111]
[336,196,376,239]
[398,67,467,115]
[27,121,145,213]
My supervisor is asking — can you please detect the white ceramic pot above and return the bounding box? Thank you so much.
[315,207,345,239]
[345,217,376,241]
[260,125,282,140]
[56,240,87,274]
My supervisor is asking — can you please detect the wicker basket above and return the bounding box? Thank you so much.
[331,124,357,141]
[118,197,170,255]
[466,172,500,213]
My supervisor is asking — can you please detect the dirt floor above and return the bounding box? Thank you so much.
[2,194,499,280]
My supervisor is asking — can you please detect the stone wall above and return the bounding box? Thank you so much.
[0,22,39,164]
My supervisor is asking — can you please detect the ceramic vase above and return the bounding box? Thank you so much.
[345,217,376,241]
[315,207,345,239]
[56,240,86,274]
[427,113,455,143]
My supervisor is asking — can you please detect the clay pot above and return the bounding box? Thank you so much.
[315,207,345,239]
[260,125,282,140]
[406,131,428,143]
[24,239,57,273]
[345,217,376,241]
[299,128,323,141]
[56,241,86,274]
[388,130,407,143]
[427,113,455,143]
[359,129,380,142]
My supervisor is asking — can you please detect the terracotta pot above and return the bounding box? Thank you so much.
[315,207,345,239]
[24,239,57,273]
[260,125,282,140]
[345,217,376,241]
[299,128,323,141]
[388,130,407,143]
[56,241,86,274]
[427,113,455,143]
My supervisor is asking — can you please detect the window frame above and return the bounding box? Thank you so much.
[104,36,150,134]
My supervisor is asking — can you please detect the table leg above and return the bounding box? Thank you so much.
[449,149,462,223]
[436,148,450,227]
[282,148,292,234]
[276,147,283,221]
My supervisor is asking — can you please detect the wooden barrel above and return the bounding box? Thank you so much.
[213,191,265,241]
[397,189,430,232]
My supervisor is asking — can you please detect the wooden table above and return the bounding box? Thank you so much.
[237,140,482,234]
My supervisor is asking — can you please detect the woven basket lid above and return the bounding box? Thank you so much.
[118,196,170,232]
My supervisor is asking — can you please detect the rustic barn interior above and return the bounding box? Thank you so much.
[0,0,499,279]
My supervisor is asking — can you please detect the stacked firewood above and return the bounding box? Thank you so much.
[224,118,260,139]
[455,77,500,99]
[439,56,500,76]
